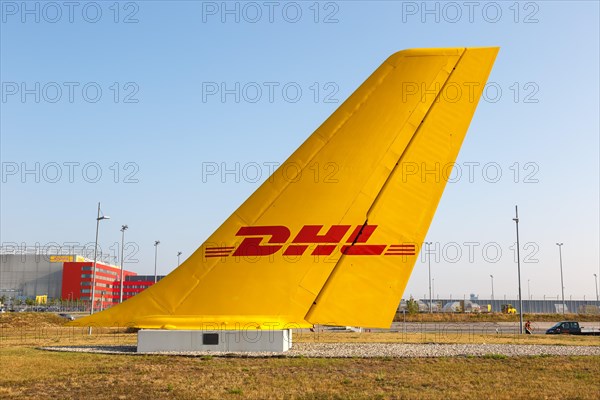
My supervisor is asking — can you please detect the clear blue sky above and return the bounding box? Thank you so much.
[1,1,598,301]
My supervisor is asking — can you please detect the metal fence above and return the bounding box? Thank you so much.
[418,298,600,314]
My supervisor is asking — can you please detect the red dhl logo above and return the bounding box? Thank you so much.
[204,225,416,258]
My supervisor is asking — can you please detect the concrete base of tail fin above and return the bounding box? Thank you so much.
[137,329,292,353]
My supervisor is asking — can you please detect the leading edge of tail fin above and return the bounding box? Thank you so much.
[70,47,499,330]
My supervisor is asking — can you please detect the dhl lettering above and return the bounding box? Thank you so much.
[206,225,417,258]
[231,226,290,257]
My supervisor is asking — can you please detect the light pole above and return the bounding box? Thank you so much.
[119,225,128,304]
[154,240,160,283]
[512,206,524,334]
[594,274,599,302]
[177,251,182,267]
[89,202,109,335]
[556,243,565,314]
[426,242,433,313]
[490,274,494,301]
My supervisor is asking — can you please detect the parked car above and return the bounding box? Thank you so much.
[58,313,75,321]
[546,321,600,336]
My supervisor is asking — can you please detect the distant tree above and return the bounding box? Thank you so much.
[25,298,35,306]
[406,296,419,314]
[0,295,6,305]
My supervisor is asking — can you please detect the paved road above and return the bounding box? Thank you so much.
[353,321,600,335]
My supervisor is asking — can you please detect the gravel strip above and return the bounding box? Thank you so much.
[39,342,600,358]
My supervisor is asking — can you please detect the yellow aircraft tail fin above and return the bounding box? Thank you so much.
[70,47,498,330]
[306,47,499,327]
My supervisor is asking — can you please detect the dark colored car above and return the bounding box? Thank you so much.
[546,321,600,335]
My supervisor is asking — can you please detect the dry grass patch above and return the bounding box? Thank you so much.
[0,348,598,399]
[1,314,599,399]
[0,312,67,328]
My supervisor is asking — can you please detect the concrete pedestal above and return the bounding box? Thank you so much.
[137,329,292,353]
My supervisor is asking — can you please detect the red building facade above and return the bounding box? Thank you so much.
[61,261,161,310]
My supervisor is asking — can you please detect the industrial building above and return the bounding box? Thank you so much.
[62,260,164,310]
[0,252,69,299]
[0,251,164,309]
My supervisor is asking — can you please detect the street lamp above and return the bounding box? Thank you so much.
[89,202,109,335]
[154,240,160,283]
[425,242,433,313]
[177,251,182,267]
[594,274,599,302]
[556,243,565,314]
[119,225,128,304]
[512,206,524,334]
[490,274,494,301]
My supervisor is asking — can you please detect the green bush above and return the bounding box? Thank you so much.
[406,296,419,314]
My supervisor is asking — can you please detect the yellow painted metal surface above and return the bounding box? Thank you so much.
[70,47,498,330]
[50,255,73,262]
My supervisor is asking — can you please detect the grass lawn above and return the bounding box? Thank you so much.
[1,313,598,399]
[1,347,598,399]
